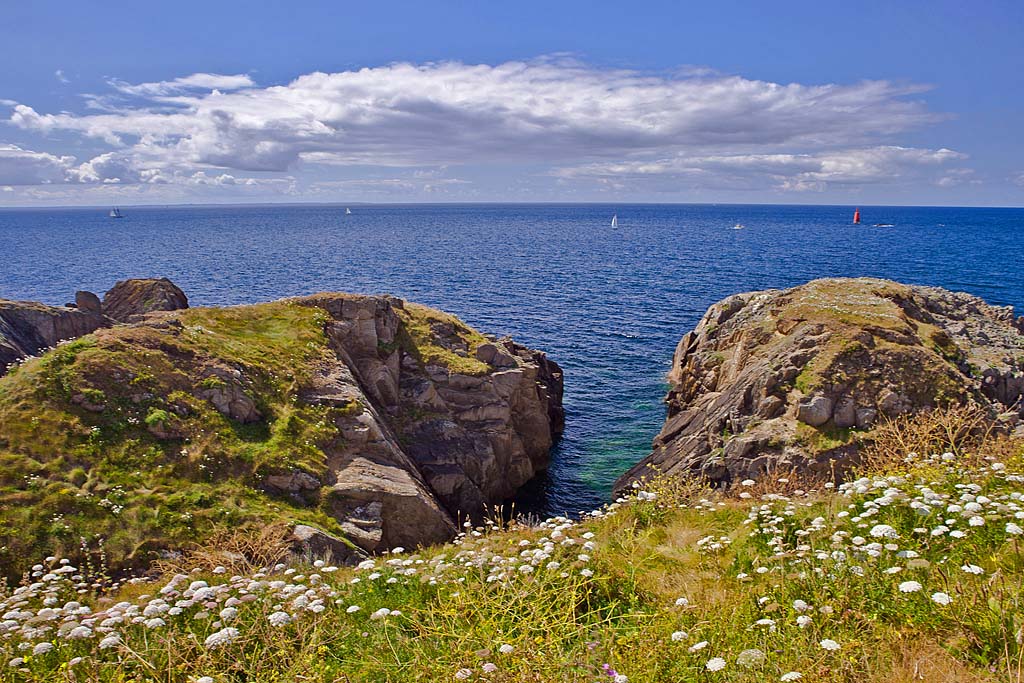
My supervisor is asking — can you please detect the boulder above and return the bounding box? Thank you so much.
[75,290,102,313]
[102,277,188,322]
[615,278,1024,491]
[796,396,833,427]
[289,524,362,564]
[264,470,321,493]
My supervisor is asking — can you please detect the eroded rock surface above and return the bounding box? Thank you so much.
[289,293,564,550]
[0,300,108,372]
[616,278,1024,491]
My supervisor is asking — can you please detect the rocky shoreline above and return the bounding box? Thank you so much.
[616,278,1024,492]
[0,279,563,573]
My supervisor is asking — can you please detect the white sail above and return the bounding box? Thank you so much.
[611,214,618,228]
[345,207,352,215]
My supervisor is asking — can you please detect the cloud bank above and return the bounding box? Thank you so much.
[1,59,970,200]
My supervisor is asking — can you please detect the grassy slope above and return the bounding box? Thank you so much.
[2,421,1021,682]
[0,299,490,579]
[0,302,351,577]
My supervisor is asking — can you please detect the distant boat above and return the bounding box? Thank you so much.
[109,207,123,219]
[873,223,894,228]
[611,214,618,228]
[853,208,861,224]
[345,207,352,215]
[732,223,745,230]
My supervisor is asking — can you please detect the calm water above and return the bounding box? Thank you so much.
[1,204,1022,514]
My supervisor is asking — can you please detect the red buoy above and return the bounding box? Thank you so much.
[853,208,861,224]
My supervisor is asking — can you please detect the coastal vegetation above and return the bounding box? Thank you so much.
[0,293,561,579]
[0,301,352,577]
[1,407,1022,682]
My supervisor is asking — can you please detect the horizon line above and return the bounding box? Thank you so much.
[2,200,1023,211]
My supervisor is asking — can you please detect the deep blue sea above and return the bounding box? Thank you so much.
[1,203,1022,514]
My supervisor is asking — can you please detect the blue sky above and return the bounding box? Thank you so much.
[1,0,1022,206]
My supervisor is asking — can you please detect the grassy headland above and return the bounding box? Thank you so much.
[2,409,1021,682]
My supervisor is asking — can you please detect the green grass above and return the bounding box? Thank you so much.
[1,433,1021,682]
[396,302,490,376]
[0,302,348,578]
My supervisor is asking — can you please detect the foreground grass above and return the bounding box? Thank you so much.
[2,430,1022,682]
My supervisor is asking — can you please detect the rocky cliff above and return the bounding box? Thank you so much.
[1,278,191,375]
[0,281,562,577]
[616,278,1024,491]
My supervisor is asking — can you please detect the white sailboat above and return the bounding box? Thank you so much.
[610,214,618,228]
[345,207,352,215]
[109,207,123,219]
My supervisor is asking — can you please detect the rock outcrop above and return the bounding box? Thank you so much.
[290,294,564,548]
[102,277,189,322]
[0,300,108,372]
[615,278,1024,491]
[0,281,562,575]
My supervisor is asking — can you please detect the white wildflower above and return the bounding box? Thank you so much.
[706,657,727,672]
[268,611,292,627]
[204,627,239,649]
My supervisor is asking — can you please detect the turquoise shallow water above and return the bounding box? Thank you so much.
[1,203,1022,514]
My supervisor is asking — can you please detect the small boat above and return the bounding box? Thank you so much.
[610,214,618,228]
[732,223,745,230]
[345,207,352,215]
[852,208,861,224]
[873,223,894,228]
[109,207,123,219]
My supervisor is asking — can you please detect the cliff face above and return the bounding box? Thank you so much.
[289,293,564,549]
[0,300,108,372]
[0,283,562,576]
[616,278,1024,491]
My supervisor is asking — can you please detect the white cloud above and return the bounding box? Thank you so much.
[1,59,971,198]
[0,144,77,184]
[554,146,968,193]
[9,60,940,167]
[108,72,255,97]
[55,70,70,84]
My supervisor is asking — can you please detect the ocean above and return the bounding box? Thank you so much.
[1,203,1022,515]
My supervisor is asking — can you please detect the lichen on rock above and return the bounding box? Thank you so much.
[615,277,1024,491]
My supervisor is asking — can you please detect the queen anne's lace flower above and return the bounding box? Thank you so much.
[268,611,292,627]
[204,627,239,649]
[706,657,727,672]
